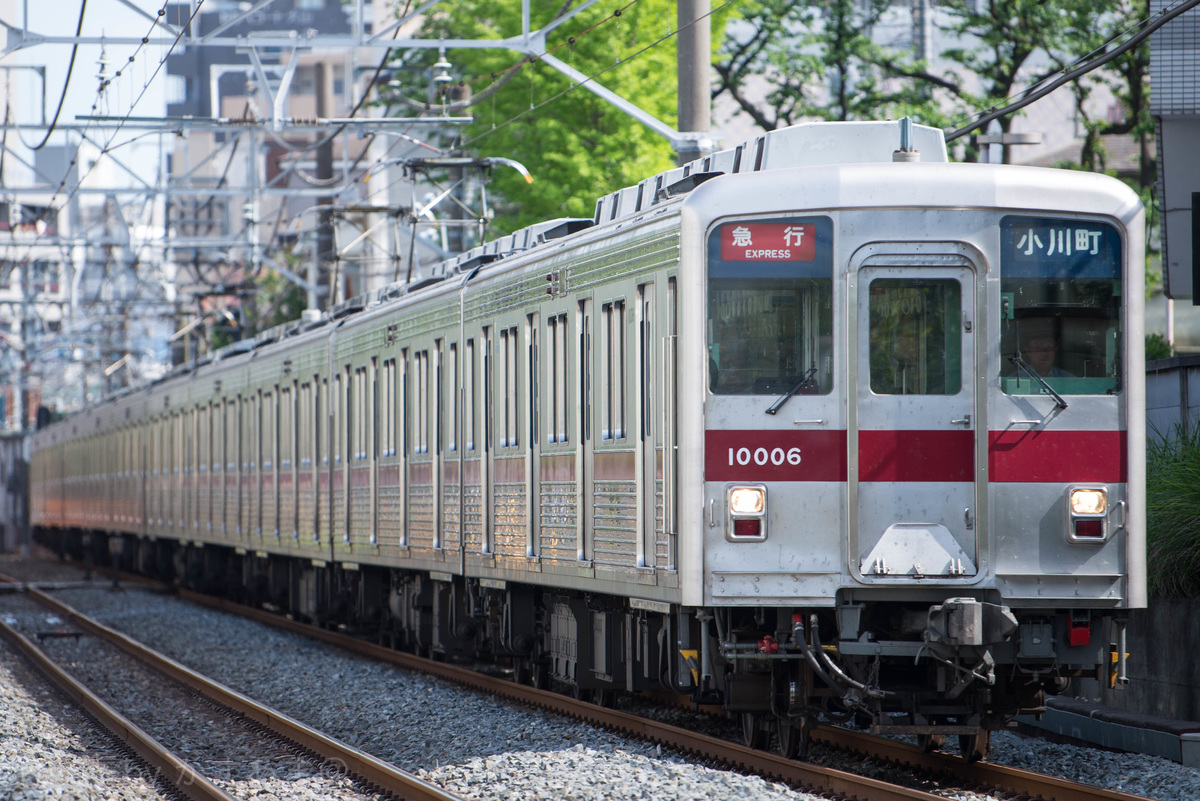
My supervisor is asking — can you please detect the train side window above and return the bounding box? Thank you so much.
[414,350,430,454]
[482,329,493,452]
[331,377,341,464]
[465,339,476,452]
[447,343,457,453]
[198,404,209,475]
[435,342,445,455]
[280,385,293,468]
[868,278,962,396]
[499,327,519,448]
[601,300,626,440]
[399,350,410,457]
[211,403,222,475]
[547,314,569,444]
[528,316,539,448]
[579,301,591,443]
[227,399,239,472]
[353,367,368,461]
[263,391,275,470]
[318,380,328,466]
[381,359,396,457]
[999,217,1122,395]
[299,382,312,467]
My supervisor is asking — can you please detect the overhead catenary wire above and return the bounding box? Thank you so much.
[945,0,1200,141]
[23,0,87,152]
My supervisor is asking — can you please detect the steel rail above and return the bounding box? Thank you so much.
[0,614,235,801]
[812,725,1155,801]
[177,588,1158,801]
[4,566,1157,801]
[21,586,461,801]
[171,589,954,801]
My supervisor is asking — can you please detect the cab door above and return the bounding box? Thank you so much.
[850,252,982,582]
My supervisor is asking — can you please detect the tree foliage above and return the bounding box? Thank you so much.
[716,0,949,130]
[716,0,1152,173]
[385,0,700,234]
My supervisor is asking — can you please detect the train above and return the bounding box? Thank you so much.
[29,119,1146,761]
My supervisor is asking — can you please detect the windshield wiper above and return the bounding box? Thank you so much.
[765,367,817,415]
[1009,354,1068,410]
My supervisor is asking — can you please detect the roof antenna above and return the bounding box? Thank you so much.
[893,117,920,162]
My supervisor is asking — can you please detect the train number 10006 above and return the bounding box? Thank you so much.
[729,447,802,466]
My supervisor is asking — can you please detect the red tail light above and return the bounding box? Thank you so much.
[733,518,762,538]
[1074,519,1103,539]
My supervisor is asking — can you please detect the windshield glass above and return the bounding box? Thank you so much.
[999,217,1123,396]
[707,217,834,395]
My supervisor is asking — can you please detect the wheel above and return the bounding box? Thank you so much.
[918,733,945,753]
[590,688,617,708]
[776,720,810,760]
[958,729,991,762]
[741,713,769,750]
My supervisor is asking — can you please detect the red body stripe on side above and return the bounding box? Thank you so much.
[988,429,1126,483]
[705,429,1126,483]
[859,430,974,482]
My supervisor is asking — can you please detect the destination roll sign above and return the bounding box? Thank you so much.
[720,222,817,261]
[1000,216,1121,279]
[707,216,833,280]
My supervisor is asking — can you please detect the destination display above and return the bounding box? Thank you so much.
[1000,216,1121,279]
[719,222,817,261]
[708,216,833,279]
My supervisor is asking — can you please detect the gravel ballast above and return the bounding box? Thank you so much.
[3,556,1199,801]
[0,632,167,801]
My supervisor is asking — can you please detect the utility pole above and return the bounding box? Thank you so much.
[677,0,712,166]
[315,62,335,310]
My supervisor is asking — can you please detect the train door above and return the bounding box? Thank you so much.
[850,254,981,581]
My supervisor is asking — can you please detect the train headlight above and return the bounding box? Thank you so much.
[1067,486,1108,543]
[730,487,765,515]
[1070,488,1107,516]
[727,485,767,542]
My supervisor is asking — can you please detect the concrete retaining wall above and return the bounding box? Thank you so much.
[1074,600,1200,721]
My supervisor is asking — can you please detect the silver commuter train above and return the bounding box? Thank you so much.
[30,120,1145,760]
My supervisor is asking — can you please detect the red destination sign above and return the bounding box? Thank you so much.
[720,222,816,262]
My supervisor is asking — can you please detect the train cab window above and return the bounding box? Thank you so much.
[999,217,1122,396]
[868,279,962,395]
[706,217,834,395]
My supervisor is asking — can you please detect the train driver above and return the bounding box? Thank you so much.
[1021,333,1073,378]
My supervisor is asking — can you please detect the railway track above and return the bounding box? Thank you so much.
[170,585,1156,801]
[1,564,1159,801]
[0,577,459,801]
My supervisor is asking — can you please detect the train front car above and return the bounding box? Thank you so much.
[676,121,1145,759]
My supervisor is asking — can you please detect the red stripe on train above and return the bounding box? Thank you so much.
[988,428,1126,483]
[859,430,974,482]
[705,429,1126,483]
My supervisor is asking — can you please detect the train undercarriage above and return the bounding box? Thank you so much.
[39,528,1113,762]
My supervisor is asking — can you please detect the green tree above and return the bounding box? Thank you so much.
[715,0,949,130]
[385,0,701,234]
[1048,0,1154,187]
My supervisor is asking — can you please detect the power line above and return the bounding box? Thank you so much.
[25,0,87,151]
[946,0,1200,142]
